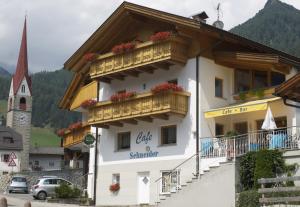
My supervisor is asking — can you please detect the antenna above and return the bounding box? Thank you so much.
[216,3,221,21]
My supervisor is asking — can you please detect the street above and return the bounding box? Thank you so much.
[0,192,80,207]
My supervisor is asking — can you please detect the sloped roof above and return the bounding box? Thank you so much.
[13,18,31,95]
[0,126,23,150]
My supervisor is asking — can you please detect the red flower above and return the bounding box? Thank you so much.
[150,31,171,42]
[57,128,67,137]
[151,83,183,94]
[110,91,137,102]
[112,42,136,54]
[68,122,82,131]
[81,99,97,109]
[83,53,97,62]
[109,183,120,192]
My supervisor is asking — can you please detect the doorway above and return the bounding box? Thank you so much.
[137,172,150,204]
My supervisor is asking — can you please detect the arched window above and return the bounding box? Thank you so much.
[9,98,12,111]
[21,85,25,93]
[19,97,26,110]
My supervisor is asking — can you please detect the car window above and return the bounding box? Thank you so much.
[12,177,26,182]
[35,179,40,185]
[43,179,58,185]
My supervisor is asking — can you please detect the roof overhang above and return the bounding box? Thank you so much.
[275,73,300,103]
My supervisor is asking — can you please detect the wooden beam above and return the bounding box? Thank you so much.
[136,116,153,123]
[92,124,109,129]
[136,67,154,74]
[151,62,170,70]
[107,74,125,81]
[120,70,140,77]
[121,119,138,125]
[98,77,111,84]
[151,114,169,120]
[108,122,124,127]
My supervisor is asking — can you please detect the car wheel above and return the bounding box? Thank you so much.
[37,191,47,200]
[8,190,12,194]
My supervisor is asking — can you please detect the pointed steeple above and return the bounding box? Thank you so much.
[13,18,31,95]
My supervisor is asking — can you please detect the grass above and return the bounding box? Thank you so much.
[31,127,61,147]
[0,100,7,116]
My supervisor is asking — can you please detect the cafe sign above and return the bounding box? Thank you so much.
[84,133,95,145]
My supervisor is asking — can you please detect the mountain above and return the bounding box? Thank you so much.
[0,67,11,77]
[0,69,81,129]
[230,0,300,58]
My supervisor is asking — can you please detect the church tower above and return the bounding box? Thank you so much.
[6,19,32,171]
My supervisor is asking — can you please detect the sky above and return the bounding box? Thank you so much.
[0,0,300,73]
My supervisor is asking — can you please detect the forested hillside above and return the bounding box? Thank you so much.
[0,69,80,129]
[231,0,300,58]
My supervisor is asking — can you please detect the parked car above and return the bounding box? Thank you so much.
[31,176,74,200]
[8,175,28,194]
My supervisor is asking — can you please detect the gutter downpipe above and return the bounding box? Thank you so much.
[93,81,100,203]
[195,33,224,177]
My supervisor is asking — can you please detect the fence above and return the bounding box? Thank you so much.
[258,176,300,206]
[200,126,300,159]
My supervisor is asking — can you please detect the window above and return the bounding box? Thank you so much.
[112,174,120,184]
[49,162,54,167]
[34,160,39,166]
[1,154,10,162]
[117,132,131,150]
[215,78,223,98]
[161,125,177,145]
[215,124,224,137]
[21,85,25,93]
[2,172,8,175]
[234,122,248,135]
[168,79,178,85]
[43,179,58,185]
[3,137,14,144]
[19,97,26,110]
[271,72,285,86]
[253,70,268,89]
[235,69,251,93]
[161,170,180,193]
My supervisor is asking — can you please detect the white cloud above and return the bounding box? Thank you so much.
[0,0,298,73]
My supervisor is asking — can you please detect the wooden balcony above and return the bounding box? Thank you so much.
[70,81,97,110]
[63,124,91,148]
[89,37,188,82]
[88,91,190,127]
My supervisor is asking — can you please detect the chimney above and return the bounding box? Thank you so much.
[192,11,209,23]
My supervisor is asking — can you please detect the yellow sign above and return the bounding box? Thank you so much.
[205,103,267,118]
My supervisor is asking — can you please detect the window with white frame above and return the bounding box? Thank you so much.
[112,173,120,184]
[161,170,180,193]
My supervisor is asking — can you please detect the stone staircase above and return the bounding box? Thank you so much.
[156,159,235,207]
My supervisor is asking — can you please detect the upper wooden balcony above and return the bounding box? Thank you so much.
[89,37,188,82]
[88,91,190,128]
[70,81,97,110]
[62,124,91,148]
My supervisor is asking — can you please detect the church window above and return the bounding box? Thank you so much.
[19,97,26,110]
[21,85,25,93]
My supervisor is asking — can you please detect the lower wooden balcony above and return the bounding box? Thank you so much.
[88,91,190,128]
[63,124,91,148]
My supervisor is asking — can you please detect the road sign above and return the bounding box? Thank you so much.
[84,133,95,145]
[8,159,16,167]
[9,152,17,159]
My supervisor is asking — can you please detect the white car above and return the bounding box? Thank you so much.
[8,175,28,194]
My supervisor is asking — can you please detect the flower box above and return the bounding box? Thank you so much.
[150,31,171,42]
[57,128,67,137]
[110,91,137,102]
[111,42,136,54]
[83,53,97,62]
[109,183,120,192]
[80,99,97,109]
[68,122,82,131]
[151,83,183,94]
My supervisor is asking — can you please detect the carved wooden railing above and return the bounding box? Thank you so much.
[88,91,190,126]
[63,124,91,148]
[89,37,188,79]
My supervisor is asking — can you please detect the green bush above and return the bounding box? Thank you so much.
[55,183,81,198]
[240,151,257,190]
[237,190,260,207]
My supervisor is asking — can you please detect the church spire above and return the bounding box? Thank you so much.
[13,18,31,95]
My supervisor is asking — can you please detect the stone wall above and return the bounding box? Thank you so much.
[0,168,84,191]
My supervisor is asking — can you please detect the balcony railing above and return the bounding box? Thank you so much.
[200,126,300,159]
[63,124,91,148]
[88,91,190,127]
[89,37,188,81]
